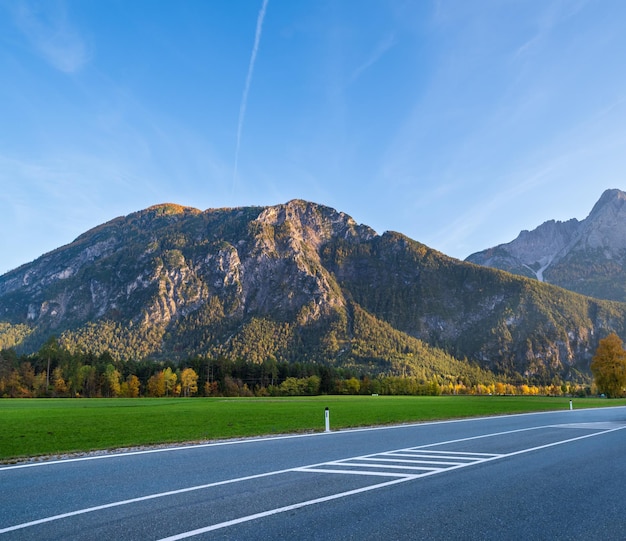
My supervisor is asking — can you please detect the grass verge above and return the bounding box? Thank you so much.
[2,395,625,461]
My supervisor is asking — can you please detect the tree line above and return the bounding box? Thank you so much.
[0,337,595,399]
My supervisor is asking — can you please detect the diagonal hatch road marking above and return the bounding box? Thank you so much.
[3,423,625,538]
[293,449,501,478]
[157,424,626,540]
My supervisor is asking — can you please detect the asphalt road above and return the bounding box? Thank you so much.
[2,405,626,540]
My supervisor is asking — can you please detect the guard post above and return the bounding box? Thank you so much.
[324,407,330,432]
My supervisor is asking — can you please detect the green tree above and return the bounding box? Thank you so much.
[38,336,60,391]
[591,333,626,397]
[304,375,321,395]
[344,377,361,395]
[278,377,301,396]
[78,365,98,397]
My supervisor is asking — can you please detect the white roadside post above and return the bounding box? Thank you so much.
[569,399,573,410]
[324,407,330,432]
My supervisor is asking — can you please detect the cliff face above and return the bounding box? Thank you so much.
[466,189,626,302]
[0,201,377,363]
[1,199,625,382]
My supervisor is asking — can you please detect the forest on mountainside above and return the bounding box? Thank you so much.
[0,338,593,399]
[2,200,625,389]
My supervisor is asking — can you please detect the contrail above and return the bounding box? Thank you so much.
[233,0,269,189]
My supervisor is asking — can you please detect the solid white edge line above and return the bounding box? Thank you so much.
[0,467,295,534]
[0,426,544,534]
[5,405,624,471]
[3,422,625,536]
[156,425,626,540]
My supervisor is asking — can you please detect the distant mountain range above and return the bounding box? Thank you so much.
[466,188,626,303]
[2,197,626,384]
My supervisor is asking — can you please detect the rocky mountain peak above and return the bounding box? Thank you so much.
[579,189,626,251]
[255,199,375,249]
[466,188,626,301]
[145,203,201,216]
[506,218,579,266]
[589,188,626,213]
[1,198,626,383]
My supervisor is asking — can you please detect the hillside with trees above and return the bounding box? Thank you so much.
[1,199,625,389]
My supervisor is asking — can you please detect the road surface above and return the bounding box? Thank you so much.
[2,405,626,540]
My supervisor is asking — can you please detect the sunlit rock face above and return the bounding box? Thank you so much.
[1,198,625,383]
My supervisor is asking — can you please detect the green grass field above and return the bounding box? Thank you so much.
[2,395,625,461]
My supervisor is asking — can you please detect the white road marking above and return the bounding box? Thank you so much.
[156,476,415,541]
[401,449,497,456]
[0,466,300,534]
[552,422,626,430]
[2,423,625,538]
[296,468,415,477]
[5,406,615,472]
[322,461,448,471]
[158,424,626,540]
[388,450,496,459]
[0,432,325,471]
[355,456,466,465]
[296,449,500,477]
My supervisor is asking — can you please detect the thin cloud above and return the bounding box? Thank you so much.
[350,34,396,84]
[10,0,90,73]
[233,0,269,188]
[515,0,590,58]
[430,162,559,257]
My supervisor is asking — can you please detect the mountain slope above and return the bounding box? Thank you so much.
[466,189,626,302]
[323,230,626,380]
[1,199,625,383]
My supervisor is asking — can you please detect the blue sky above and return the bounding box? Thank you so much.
[2,0,626,275]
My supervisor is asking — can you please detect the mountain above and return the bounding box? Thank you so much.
[1,199,625,384]
[466,189,626,302]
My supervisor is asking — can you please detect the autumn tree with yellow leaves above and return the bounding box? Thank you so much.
[180,368,198,397]
[591,333,626,398]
